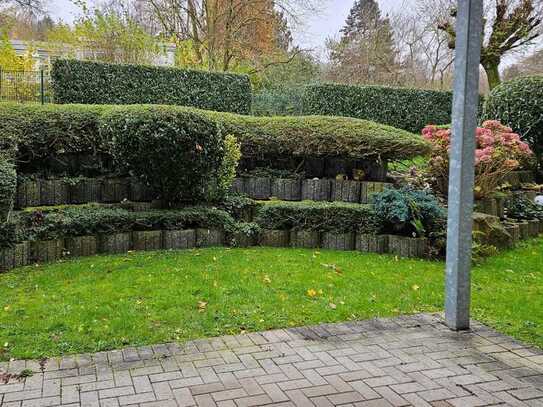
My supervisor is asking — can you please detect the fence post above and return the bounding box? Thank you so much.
[40,69,45,105]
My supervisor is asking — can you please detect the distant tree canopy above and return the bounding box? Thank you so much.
[324,0,399,86]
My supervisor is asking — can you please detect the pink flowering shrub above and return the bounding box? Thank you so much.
[422,120,533,199]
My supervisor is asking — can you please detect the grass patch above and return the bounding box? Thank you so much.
[0,239,541,360]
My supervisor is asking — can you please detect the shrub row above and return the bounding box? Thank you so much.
[0,104,430,179]
[15,206,235,243]
[201,109,430,161]
[302,83,453,133]
[51,59,252,114]
[254,201,378,233]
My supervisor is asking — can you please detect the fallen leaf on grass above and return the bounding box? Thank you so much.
[197,301,208,312]
[307,289,317,298]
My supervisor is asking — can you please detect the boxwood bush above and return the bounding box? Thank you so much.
[302,83,453,133]
[255,201,378,233]
[0,103,108,176]
[51,59,252,114]
[483,76,543,174]
[101,105,225,205]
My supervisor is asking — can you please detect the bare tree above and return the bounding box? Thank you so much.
[438,0,543,89]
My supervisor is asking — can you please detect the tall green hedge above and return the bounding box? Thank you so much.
[51,59,252,114]
[302,83,453,133]
[483,76,543,175]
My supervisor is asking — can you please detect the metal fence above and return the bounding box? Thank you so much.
[0,69,51,104]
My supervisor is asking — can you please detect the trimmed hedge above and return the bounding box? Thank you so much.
[0,155,16,223]
[0,103,107,176]
[254,201,378,233]
[0,104,430,180]
[51,59,252,114]
[16,206,235,242]
[483,76,543,174]
[302,83,453,133]
[202,109,430,161]
[102,105,224,204]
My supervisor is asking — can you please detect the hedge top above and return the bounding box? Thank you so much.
[51,59,252,114]
[302,83,453,133]
[202,109,431,161]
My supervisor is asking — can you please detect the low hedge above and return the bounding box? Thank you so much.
[302,83,453,133]
[51,59,252,114]
[202,109,430,161]
[254,201,378,233]
[16,206,236,242]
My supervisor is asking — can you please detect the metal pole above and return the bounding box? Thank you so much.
[445,0,484,331]
[40,70,45,105]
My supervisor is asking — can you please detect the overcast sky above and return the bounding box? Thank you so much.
[46,0,405,53]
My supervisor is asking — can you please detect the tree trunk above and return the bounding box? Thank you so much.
[482,60,501,90]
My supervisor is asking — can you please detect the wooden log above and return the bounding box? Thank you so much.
[39,179,69,206]
[132,231,163,251]
[0,242,28,272]
[361,182,391,204]
[70,178,102,204]
[196,229,225,247]
[129,178,155,202]
[301,179,331,201]
[16,179,40,208]
[99,233,131,254]
[539,219,543,235]
[388,236,427,258]
[475,198,505,218]
[259,230,290,247]
[290,230,320,249]
[271,179,302,201]
[102,178,130,203]
[517,221,531,240]
[163,230,196,250]
[64,236,98,258]
[245,177,271,200]
[528,220,540,237]
[230,178,246,195]
[355,234,388,254]
[321,232,355,251]
[29,239,64,263]
[503,224,520,246]
[331,180,361,203]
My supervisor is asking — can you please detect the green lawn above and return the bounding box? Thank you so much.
[0,239,542,361]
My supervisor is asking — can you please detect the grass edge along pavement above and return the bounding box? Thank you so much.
[0,238,541,361]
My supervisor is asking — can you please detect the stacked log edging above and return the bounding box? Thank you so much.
[2,218,542,273]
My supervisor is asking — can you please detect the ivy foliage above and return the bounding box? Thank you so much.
[302,83,453,133]
[483,76,543,174]
[51,59,252,114]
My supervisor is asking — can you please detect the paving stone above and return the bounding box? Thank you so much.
[1,314,542,407]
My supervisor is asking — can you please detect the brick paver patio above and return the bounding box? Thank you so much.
[1,314,543,407]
